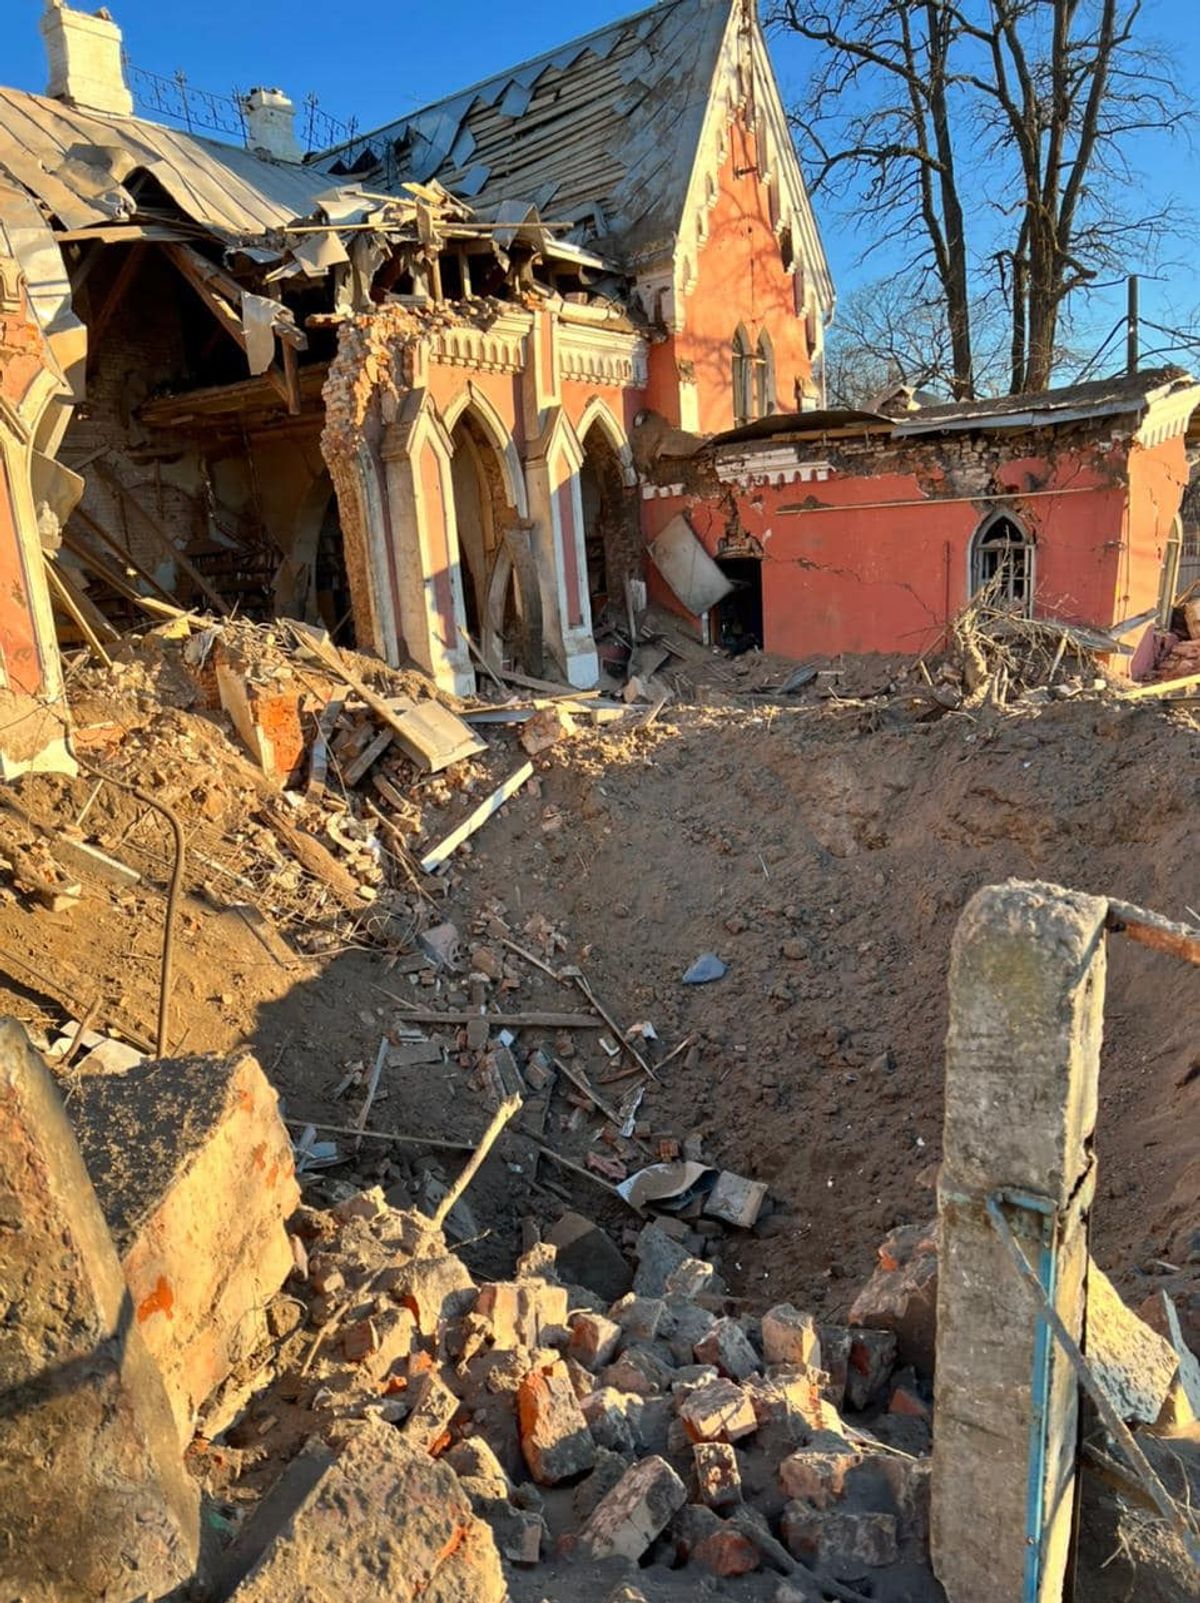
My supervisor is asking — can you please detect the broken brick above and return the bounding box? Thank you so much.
[568,1311,622,1371]
[780,1505,899,1569]
[578,1456,687,1560]
[779,1444,862,1509]
[694,1318,760,1382]
[581,1388,639,1455]
[693,1525,761,1577]
[762,1304,821,1369]
[692,1441,741,1509]
[845,1328,898,1410]
[517,1362,596,1484]
[678,1379,758,1443]
[475,1281,568,1349]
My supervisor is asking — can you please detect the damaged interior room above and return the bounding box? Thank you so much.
[1,3,1198,1602]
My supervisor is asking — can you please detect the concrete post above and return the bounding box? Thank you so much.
[0,1019,198,1601]
[932,881,1107,1603]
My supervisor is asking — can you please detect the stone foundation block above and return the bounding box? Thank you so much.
[0,1019,199,1602]
[68,1049,300,1443]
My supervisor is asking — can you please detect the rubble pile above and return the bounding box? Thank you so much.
[205,1184,938,1601]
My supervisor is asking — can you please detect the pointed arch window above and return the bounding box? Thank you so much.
[970,512,1035,616]
[732,325,753,426]
[755,329,775,419]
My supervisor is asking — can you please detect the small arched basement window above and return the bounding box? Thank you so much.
[970,512,1034,616]
[732,325,753,426]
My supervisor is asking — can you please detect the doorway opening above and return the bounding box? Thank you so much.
[714,556,763,654]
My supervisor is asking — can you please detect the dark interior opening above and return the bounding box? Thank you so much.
[715,557,764,653]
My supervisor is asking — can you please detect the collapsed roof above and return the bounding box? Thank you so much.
[314,0,736,262]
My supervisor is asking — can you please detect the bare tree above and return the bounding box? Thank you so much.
[824,272,1013,405]
[770,1,1190,395]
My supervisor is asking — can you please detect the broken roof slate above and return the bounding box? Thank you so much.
[314,0,735,260]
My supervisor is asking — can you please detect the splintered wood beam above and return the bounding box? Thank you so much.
[44,556,114,665]
[163,242,247,355]
[1106,899,1200,966]
[68,503,180,606]
[90,459,230,616]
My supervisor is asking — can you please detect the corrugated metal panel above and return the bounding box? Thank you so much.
[0,88,337,239]
[314,0,733,258]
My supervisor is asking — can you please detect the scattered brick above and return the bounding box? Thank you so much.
[568,1311,622,1371]
[678,1378,758,1443]
[762,1304,821,1369]
[781,1505,899,1568]
[694,1317,760,1381]
[779,1444,862,1508]
[578,1456,688,1560]
[517,1361,597,1484]
[845,1328,899,1410]
[693,1525,761,1577]
[692,1441,741,1509]
[403,1371,459,1453]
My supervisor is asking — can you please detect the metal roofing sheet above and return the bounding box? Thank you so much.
[0,87,338,239]
[314,0,734,259]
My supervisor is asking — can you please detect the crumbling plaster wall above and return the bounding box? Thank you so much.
[640,426,1166,665]
[0,258,73,776]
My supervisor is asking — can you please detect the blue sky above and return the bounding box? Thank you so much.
[7,0,1198,374]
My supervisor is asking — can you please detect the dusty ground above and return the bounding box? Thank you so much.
[2,658,1195,1326]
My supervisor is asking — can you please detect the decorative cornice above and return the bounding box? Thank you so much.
[715,447,832,488]
[641,482,685,500]
[428,311,531,374]
[557,322,648,389]
[1136,384,1200,448]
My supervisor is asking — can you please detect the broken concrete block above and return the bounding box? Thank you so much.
[779,1444,861,1509]
[573,1447,631,1522]
[694,1317,761,1381]
[0,1020,199,1603]
[475,1280,569,1350]
[231,1421,503,1602]
[610,1292,668,1343]
[849,1220,938,1376]
[546,1211,632,1302]
[845,1328,898,1411]
[664,1256,717,1298]
[693,1440,742,1509]
[763,1304,821,1369]
[780,1505,898,1570]
[678,1378,758,1443]
[569,1310,622,1371]
[1085,1263,1182,1424]
[602,1344,675,1397]
[418,921,461,968]
[665,1297,717,1364]
[578,1455,688,1560]
[517,1360,596,1483]
[403,1370,459,1452]
[67,1048,299,1445]
[703,1170,768,1229]
[566,1354,596,1400]
[378,1232,476,1334]
[444,1437,512,1501]
[582,1386,639,1454]
[632,1221,692,1297]
[363,1308,418,1383]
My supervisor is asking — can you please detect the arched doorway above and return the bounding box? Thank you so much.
[278,471,355,644]
[447,404,543,675]
[579,416,637,625]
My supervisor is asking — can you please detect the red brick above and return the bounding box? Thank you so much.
[692,1441,741,1509]
[693,1526,761,1577]
[517,1362,596,1484]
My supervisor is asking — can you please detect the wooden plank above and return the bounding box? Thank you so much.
[369,996,605,1029]
[306,696,345,799]
[44,558,114,665]
[287,621,485,772]
[90,459,230,616]
[1120,671,1200,701]
[163,242,248,355]
[259,806,363,912]
[85,244,145,363]
[341,727,394,787]
[67,504,181,606]
[419,761,534,872]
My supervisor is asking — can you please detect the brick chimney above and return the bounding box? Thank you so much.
[241,88,301,162]
[40,1,133,118]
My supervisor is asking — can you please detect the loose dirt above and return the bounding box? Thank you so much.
[2,661,1195,1331]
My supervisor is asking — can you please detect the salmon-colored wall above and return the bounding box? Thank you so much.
[673,117,812,435]
[642,433,1180,670]
[1,280,54,698]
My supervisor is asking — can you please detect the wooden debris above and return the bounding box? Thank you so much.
[1105,899,1200,966]
[259,806,364,912]
[1121,671,1200,701]
[430,1093,522,1231]
[574,974,658,1081]
[419,762,534,872]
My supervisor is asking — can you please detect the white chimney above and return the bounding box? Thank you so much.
[40,1,133,118]
[241,87,301,162]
